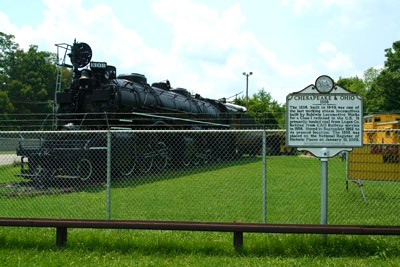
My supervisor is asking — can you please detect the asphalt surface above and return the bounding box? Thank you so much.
[0,154,21,165]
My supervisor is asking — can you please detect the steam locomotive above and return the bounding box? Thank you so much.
[16,40,259,181]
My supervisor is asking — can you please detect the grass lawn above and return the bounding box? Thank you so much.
[1,155,400,265]
[1,227,400,266]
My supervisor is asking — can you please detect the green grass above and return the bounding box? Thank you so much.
[1,155,400,224]
[0,151,17,154]
[1,155,400,265]
[1,227,400,266]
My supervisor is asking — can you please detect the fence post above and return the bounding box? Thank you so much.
[262,129,267,223]
[106,131,112,220]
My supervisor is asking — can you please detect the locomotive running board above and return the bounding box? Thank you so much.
[125,112,231,128]
[15,174,80,180]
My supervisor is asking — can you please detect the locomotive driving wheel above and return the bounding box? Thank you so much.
[153,141,169,171]
[77,158,93,181]
[120,161,136,177]
[32,162,44,177]
[202,149,213,164]
[141,141,169,173]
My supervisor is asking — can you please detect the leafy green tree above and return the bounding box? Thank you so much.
[0,90,14,113]
[362,67,382,114]
[0,32,58,114]
[336,76,366,96]
[234,89,284,128]
[365,81,386,114]
[336,76,370,113]
[0,32,17,115]
[363,67,380,91]
[368,40,400,113]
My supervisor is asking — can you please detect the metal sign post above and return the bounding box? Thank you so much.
[320,148,329,243]
[286,75,363,228]
[320,148,328,225]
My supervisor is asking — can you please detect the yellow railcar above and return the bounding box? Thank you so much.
[347,114,400,201]
[363,113,400,144]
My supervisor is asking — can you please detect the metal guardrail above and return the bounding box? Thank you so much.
[2,218,400,250]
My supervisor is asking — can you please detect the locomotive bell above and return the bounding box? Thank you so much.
[79,69,91,86]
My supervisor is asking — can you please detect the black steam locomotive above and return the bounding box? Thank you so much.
[16,41,259,181]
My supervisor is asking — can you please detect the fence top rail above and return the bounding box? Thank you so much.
[2,128,397,134]
[364,129,400,132]
[0,129,285,134]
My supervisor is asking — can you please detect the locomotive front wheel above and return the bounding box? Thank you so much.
[32,162,44,176]
[77,158,93,181]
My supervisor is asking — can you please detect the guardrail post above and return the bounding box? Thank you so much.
[56,227,68,247]
[233,231,243,251]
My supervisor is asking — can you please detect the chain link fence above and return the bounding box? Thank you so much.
[0,129,398,225]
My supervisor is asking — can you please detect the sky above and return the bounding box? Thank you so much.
[1,0,399,104]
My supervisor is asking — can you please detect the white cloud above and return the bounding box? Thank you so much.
[1,0,371,104]
[281,0,359,15]
[151,0,254,97]
[0,12,33,49]
[324,52,353,71]
[151,0,322,102]
[318,41,353,71]
[318,41,337,54]
[0,12,13,32]
[153,0,245,63]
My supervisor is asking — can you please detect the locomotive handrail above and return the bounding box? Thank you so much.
[18,138,91,149]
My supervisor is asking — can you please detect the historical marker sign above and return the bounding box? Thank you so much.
[286,75,363,149]
[286,75,363,226]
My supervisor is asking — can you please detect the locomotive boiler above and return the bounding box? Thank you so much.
[16,40,256,181]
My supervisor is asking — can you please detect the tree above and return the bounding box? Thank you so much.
[0,90,14,114]
[0,32,58,114]
[234,89,284,128]
[336,76,366,96]
[0,32,17,114]
[363,67,380,92]
[368,40,400,113]
[336,76,370,113]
